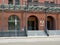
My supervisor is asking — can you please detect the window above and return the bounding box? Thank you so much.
[33,0,38,3]
[50,1,54,3]
[27,0,32,3]
[8,15,20,30]
[8,0,13,4]
[27,0,32,4]
[44,1,49,4]
[44,1,49,6]
[50,2,55,7]
[15,0,20,5]
[27,0,32,5]
[33,0,38,6]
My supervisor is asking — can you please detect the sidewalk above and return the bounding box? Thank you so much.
[0,35,60,43]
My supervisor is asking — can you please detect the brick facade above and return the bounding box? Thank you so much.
[0,0,60,31]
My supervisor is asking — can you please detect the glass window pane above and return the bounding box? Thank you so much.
[8,0,13,4]
[8,15,20,30]
[15,0,20,5]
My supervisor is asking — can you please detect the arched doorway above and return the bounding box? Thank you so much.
[8,15,20,30]
[28,16,38,30]
[47,16,55,30]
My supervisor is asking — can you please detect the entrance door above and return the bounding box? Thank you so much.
[47,16,55,30]
[28,16,38,30]
[47,21,50,30]
[28,21,34,30]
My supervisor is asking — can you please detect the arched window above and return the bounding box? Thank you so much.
[8,15,20,30]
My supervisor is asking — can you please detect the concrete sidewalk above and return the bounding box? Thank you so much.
[0,41,60,45]
[0,36,60,43]
[0,36,60,45]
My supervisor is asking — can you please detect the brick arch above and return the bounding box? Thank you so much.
[47,15,55,20]
[27,15,39,20]
[47,16,55,22]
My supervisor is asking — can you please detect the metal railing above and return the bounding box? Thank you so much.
[0,30,25,37]
[0,30,60,37]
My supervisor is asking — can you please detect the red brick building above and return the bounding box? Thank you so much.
[0,0,60,36]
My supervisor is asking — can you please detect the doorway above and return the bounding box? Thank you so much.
[47,16,55,30]
[28,16,38,30]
